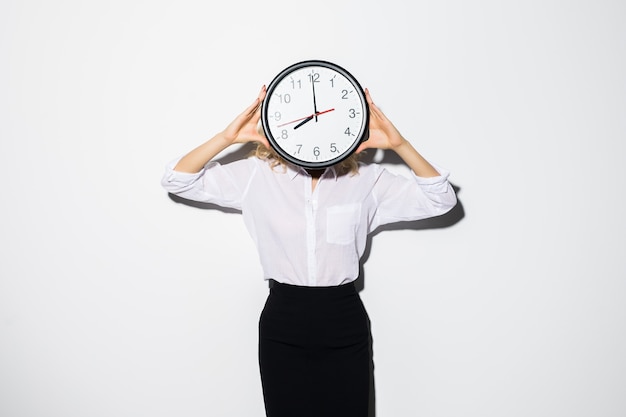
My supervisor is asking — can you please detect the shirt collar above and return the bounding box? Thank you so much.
[285,164,339,181]
[285,163,302,180]
[325,165,339,181]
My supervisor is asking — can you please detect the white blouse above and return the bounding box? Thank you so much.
[161,157,457,287]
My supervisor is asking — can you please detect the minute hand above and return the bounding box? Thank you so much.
[312,74,319,122]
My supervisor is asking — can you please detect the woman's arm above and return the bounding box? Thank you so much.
[356,89,440,178]
[174,86,268,173]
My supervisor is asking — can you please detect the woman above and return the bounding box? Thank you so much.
[161,85,457,417]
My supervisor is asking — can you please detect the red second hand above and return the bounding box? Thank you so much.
[276,108,335,128]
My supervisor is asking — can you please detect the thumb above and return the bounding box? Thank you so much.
[355,142,370,154]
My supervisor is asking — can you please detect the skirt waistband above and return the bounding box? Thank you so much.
[268,279,357,298]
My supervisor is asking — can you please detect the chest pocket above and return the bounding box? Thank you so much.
[326,203,362,245]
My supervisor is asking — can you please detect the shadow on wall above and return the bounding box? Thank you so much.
[165,142,464,417]
[354,148,463,417]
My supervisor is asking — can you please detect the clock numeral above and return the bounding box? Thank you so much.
[270,111,282,121]
[290,78,301,89]
[341,89,352,99]
[308,72,320,83]
[281,130,289,139]
[313,146,320,159]
[276,93,291,104]
[330,143,338,153]
[348,109,360,118]
[344,127,354,136]
[295,144,302,154]
[330,75,336,88]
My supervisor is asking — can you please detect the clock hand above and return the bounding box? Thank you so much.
[294,115,314,130]
[311,72,319,122]
[276,108,335,128]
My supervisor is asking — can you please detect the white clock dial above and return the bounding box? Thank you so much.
[261,61,369,168]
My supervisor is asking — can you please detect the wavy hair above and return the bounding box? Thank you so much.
[251,143,361,176]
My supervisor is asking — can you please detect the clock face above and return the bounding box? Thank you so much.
[261,60,369,168]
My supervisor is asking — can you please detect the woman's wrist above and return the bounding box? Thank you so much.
[390,136,410,152]
[217,130,237,146]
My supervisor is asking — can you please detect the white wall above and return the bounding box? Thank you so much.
[1,0,625,416]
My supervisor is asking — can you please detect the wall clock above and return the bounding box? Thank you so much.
[261,60,369,169]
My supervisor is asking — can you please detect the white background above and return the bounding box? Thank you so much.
[1,1,625,416]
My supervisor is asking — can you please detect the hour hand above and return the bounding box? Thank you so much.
[294,108,335,129]
[294,115,314,130]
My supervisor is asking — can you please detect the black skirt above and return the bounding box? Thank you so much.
[259,280,371,417]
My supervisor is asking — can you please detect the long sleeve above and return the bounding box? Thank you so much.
[161,157,258,210]
[370,164,457,230]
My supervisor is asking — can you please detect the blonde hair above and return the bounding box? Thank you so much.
[251,143,361,176]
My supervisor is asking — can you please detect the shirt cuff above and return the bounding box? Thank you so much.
[162,158,220,185]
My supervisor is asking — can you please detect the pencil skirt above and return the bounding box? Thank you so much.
[259,280,371,417]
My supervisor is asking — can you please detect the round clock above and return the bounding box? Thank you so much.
[261,60,369,169]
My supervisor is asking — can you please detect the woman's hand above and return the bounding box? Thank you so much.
[222,85,269,149]
[173,86,269,173]
[356,88,407,153]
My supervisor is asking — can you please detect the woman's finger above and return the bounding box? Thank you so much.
[258,84,267,102]
[365,88,385,121]
[242,86,266,118]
